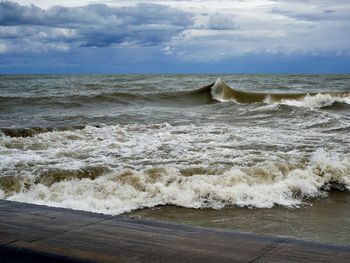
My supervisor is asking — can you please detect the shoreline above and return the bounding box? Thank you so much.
[1,200,350,262]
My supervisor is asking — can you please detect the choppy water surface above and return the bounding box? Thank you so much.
[1,74,350,245]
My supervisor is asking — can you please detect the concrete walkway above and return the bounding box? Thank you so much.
[1,200,350,262]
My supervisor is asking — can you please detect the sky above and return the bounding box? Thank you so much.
[0,0,350,73]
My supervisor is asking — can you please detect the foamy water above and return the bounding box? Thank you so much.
[1,122,349,214]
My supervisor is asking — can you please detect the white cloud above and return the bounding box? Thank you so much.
[1,0,350,62]
[159,0,350,61]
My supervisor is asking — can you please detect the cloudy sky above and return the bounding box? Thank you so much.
[1,0,350,73]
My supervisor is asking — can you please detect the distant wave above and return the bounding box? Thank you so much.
[2,78,349,110]
[0,90,213,108]
[205,78,350,108]
[0,93,136,106]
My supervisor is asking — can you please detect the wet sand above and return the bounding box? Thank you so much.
[1,200,350,263]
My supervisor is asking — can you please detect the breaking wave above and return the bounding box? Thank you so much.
[206,78,350,108]
[1,149,349,215]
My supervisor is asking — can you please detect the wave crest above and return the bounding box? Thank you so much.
[206,78,350,108]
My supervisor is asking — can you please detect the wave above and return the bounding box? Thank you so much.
[2,78,349,110]
[0,93,136,106]
[1,149,349,215]
[204,78,350,108]
[0,89,213,109]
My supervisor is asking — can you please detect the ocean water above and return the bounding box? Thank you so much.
[1,74,350,245]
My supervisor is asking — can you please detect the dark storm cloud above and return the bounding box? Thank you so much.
[0,1,195,49]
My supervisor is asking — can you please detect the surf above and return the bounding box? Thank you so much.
[1,147,350,214]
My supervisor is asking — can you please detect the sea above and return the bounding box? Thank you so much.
[1,74,350,245]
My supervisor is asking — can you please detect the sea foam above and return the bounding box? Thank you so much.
[3,146,350,215]
[280,93,350,108]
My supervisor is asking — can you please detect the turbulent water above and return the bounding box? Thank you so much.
[1,74,350,244]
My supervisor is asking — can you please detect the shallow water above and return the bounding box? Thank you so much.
[1,74,350,245]
[124,191,350,245]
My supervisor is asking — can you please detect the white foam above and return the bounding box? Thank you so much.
[280,93,350,108]
[210,78,236,102]
[210,78,223,101]
[1,122,350,215]
[5,149,350,214]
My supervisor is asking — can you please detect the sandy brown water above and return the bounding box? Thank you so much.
[124,191,350,245]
